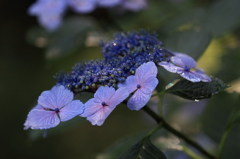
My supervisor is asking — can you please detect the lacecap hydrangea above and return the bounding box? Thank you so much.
[28,0,148,31]
[24,30,211,130]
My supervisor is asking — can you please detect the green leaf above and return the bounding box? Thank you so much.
[118,136,167,159]
[165,76,229,100]
[164,28,212,60]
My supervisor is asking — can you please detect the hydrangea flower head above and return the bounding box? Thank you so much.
[158,53,211,82]
[69,0,97,13]
[80,86,129,126]
[55,30,165,92]
[98,0,121,7]
[101,30,162,59]
[24,85,84,130]
[121,0,147,12]
[118,61,159,110]
[28,0,67,31]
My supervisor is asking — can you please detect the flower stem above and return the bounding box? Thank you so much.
[142,106,217,159]
[217,124,234,158]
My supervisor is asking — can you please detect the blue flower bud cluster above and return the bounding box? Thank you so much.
[54,30,167,92]
[28,0,148,31]
[100,30,163,59]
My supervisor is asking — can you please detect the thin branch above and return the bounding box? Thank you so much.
[142,106,217,159]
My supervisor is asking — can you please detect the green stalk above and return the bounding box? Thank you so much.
[142,106,217,159]
[217,124,234,158]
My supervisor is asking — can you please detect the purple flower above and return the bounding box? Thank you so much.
[118,61,159,110]
[69,0,97,13]
[158,53,211,82]
[24,85,84,130]
[97,0,121,7]
[121,0,147,11]
[28,0,67,31]
[80,86,129,126]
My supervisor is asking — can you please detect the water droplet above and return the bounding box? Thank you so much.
[195,99,200,102]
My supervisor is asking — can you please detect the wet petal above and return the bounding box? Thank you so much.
[179,71,201,82]
[59,100,85,121]
[24,105,60,130]
[158,61,183,73]
[171,53,196,68]
[127,90,152,110]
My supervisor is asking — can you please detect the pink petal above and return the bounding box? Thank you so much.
[24,105,60,130]
[93,86,115,103]
[127,90,152,111]
[135,62,158,83]
[107,87,129,106]
[141,76,158,94]
[80,98,102,117]
[86,106,115,126]
[59,100,85,121]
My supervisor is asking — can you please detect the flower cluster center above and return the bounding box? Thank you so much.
[184,66,190,72]
[137,84,141,89]
[101,102,108,106]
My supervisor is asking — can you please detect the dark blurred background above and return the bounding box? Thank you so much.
[1,0,240,159]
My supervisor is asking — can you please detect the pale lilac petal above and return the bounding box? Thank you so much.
[179,71,201,82]
[141,76,158,94]
[50,85,74,107]
[127,90,152,110]
[135,62,158,82]
[171,53,196,68]
[38,86,73,109]
[107,87,130,106]
[98,0,121,7]
[37,90,56,109]
[195,68,212,82]
[94,86,115,103]
[158,61,183,73]
[59,100,85,121]
[86,106,115,126]
[69,0,97,13]
[122,0,147,11]
[28,0,67,15]
[24,105,60,130]
[38,14,62,31]
[80,98,102,117]
[118,75,137,93]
